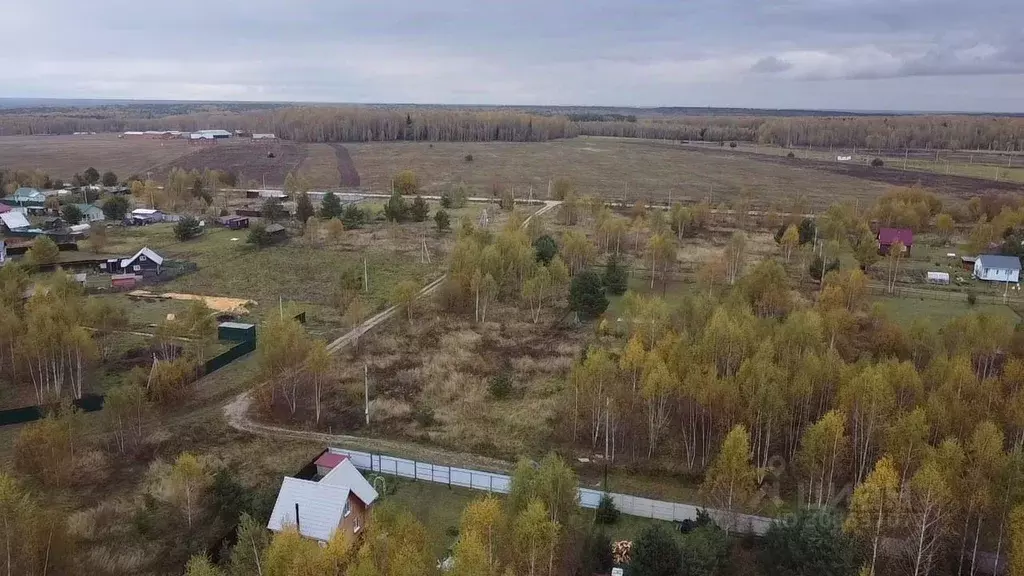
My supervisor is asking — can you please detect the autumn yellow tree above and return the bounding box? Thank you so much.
[780,224,799,262]
[796,410,848,507]
[461,496,504,571]
[936,213,955,245]
[701,425,757,530]
[724,232,747,285]
[171,452,210,528]
[845,456,901,576]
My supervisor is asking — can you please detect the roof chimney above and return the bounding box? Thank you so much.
[295,503,300,532]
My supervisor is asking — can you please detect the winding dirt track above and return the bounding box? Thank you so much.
[222,200,562,466]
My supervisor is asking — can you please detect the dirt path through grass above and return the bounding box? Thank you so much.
[222,200,560,451]
[332,143,360,186]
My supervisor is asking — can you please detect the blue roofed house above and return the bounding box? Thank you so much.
[973,254,1022,283]
[9,187,47,204]
[2,187,49,214]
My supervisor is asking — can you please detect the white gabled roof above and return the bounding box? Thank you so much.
[0,212,31,230]
[267,477,351,542]
[320,458,379,506]
[131,208,161,216]
[120,247,164,268]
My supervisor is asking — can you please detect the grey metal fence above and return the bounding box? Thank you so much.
[327,448,773,535]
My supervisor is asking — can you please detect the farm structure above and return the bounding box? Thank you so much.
[878,227,914,254]
[260,223,289,244]
[216,215,250,230]
[267,453,379,544]
[0,212,31,232]
[74,204,105,222]
[129,208,163,224]
[974,254,1021,283]
[217,322,256,342]
[101,247,164,276]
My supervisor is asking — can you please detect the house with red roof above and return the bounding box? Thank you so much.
[877,227,914,255]
[267,451,379,545]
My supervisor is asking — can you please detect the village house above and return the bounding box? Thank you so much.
[216,215,250,230]
[2,187,50,215]
[877,227,914,255]
[267,452,379,545]
[0,211,31,233]
[74,204,105,222]
[129,208,164,225]
[973,254,1021,283]
[102,247,164,276]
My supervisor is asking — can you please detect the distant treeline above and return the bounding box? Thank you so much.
[566,112,637,123]
[3,103,1024,149]
[577,116,1024,151]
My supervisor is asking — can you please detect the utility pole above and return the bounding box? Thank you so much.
[364,364,370,426]
[903,149,909,171]
[363,258,368,292]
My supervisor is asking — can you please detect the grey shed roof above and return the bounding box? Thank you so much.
[977,254,1022,270]
[266,477,351,542]
[219,322,255,330]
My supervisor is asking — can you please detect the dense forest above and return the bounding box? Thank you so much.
[3,103,1024,149]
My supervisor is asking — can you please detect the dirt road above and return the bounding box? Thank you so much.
[223,200,562,461]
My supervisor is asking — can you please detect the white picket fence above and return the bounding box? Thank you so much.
[326,448,773,535]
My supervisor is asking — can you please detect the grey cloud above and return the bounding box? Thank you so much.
[750,57,792,74]
[4,0,1024,111]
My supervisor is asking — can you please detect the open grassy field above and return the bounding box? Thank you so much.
[0,134,192,179]
[683,140,1024,191]
[86,207,477,338]
[256,298,586,459]
[296,143,341,188]
[874,295,1020,326]
[149,139,306,187]
[347,137,896,211]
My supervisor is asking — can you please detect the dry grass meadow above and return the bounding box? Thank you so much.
[0,134,192,179]
[296,142,342,188]
[260,299,587,460]
[347,136,896,211]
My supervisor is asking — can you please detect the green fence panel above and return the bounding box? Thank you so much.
[0,393,105,428]
[204,338,257,375]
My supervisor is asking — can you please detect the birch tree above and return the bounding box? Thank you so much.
[701,425,757,530]
[171,452,210,529]
[645,233,675,290]
[885,240,906,294]
[796,410,848,507]
[724,232,746,285]
[903,460,954,576]
[460,496,503,571]
[780,224,799,262]
[641,352,674,458]
[844,456,900,576]
[104,382,149,455]
[513,499,558,576]
[306,340,331,425]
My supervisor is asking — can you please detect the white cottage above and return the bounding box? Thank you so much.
[973,254,1022,283]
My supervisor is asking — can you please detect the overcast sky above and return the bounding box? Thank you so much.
[5,0,1024,112]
